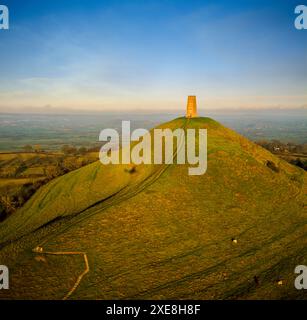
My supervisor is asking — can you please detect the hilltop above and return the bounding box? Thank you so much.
[0,117,306,300]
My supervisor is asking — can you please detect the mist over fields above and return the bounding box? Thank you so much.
[0,108,306,151]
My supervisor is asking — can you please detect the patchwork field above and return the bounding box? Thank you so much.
[0,151,98,221]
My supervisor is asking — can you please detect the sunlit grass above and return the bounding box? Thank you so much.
[0,117,306,300]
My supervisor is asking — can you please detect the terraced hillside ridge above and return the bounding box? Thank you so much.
[0,117,306,300]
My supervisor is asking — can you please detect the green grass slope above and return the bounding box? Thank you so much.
[0,117,306,300]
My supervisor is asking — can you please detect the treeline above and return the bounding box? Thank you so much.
[0,154,94,179]
[256,140,307,154]
[61,145,102,154]
[288,158,307,171]
[22,144,97,155]
[43,156,93,179]
[0,180,45,221]
[256,140,307,171]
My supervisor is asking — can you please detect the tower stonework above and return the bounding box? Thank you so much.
[186,95,198,118]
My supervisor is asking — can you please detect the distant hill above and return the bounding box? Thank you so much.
[0,117,306,299]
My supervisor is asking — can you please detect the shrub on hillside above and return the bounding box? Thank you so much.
[266,160,279,172]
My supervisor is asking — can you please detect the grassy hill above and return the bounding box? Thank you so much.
[0,117,306,300]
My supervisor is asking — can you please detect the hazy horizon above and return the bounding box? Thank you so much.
[1,105,307,115]
[1,109,306,153]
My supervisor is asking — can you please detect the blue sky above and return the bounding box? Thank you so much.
[0,0,306,111]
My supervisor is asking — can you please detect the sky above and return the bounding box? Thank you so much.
[0,0,306,112]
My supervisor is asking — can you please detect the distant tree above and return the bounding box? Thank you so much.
[45,164,65,180]
[61,145,77,155]
[0,195,16,214]
[78,147,87,155]
[23,145,33,152]
[290,158,307,171]
[87,145,101,152]
[80,159,92,166]
[0,201,6,221]
[16,182,41,206]
[34,145,41,152]
[14,163,28,177]
[62,157,79,171]
[61,145,70,154]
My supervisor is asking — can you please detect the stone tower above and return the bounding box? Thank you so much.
[186,95,198,118]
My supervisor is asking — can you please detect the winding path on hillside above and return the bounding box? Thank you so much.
[32,247,89,300]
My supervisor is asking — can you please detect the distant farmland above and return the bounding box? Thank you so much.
[0,109,306,152]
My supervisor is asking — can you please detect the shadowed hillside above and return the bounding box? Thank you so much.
[0,117,306,300]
